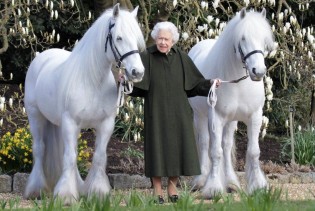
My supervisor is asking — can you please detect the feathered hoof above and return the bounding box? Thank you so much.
[54,192,79,206]
[226,184,239,193]
[24,190,45,200]
[191,175,207,191]
[201,188,223,200]
[248,181,268,195]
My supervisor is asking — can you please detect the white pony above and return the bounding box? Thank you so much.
[24,4,145,204]
[188,8,275,198]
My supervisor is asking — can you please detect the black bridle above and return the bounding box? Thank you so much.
[105,21,140,68]
[238,43,264,71]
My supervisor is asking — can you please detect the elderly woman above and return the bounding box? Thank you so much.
[128,21,220,204]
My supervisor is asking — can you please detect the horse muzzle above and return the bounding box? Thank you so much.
[126,68,144,82]
[248,66,266,81]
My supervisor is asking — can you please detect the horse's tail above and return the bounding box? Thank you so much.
[43,122,63,190]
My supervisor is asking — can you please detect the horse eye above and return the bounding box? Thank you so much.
[117,36,122,41]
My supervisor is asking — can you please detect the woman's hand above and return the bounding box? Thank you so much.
[210,79,222,88]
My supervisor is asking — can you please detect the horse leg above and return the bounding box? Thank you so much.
[201,112,225,199]
[222,121,240,192]
[245,110,267,194]
[83,115,115,199]
[191,113,210,190]
[24,109,49,199]
[53,114,80,205]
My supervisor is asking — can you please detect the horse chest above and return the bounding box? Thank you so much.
[217,85,264,116]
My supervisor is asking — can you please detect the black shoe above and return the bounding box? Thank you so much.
[154,195,164,204]
[168,195,179,203]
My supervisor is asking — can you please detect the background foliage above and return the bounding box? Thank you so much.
[0,0,314,172]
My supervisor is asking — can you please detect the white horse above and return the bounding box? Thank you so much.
[24,4,145,204]
[188,8,275,198]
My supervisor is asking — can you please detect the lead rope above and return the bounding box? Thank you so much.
[207,74,249,131]
[117,72,134,111]
[207,79,219,132]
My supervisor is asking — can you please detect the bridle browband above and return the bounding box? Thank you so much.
[105,21,140,68]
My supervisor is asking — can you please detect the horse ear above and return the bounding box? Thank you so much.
[113,3,120,18]
[131,6,139,18]
[261,8,266,18]
[240,8,246,19]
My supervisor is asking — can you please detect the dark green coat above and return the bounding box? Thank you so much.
[130,45,213,177]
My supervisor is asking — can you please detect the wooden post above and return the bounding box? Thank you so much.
[289,106,295,164]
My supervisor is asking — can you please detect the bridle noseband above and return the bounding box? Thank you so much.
[238,43,264,71]
[105,21,140,68]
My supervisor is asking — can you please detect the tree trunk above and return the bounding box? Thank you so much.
[310,88,315,126]
[93,0,133,18]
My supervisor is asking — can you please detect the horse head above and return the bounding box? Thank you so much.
[234,8,275,81]
[105,4,145,82]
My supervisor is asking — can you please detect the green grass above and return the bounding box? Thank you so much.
[0,188,314,211]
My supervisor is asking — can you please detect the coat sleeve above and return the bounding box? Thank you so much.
[179,50,213,97]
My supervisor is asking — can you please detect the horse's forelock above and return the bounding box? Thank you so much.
[113,10,145,51]
[233,11,274,50]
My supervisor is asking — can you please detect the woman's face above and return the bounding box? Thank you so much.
[155,29,174,53]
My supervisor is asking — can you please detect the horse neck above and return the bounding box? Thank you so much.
[59,19,117,102]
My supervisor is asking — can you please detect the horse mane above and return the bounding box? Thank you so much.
[58,7,145,107]
[206,9,274,79]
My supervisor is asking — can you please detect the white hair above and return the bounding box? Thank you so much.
[151,21,180,44]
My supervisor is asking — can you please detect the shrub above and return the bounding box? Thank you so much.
[0,127,91,175]
[281,129,315,165]
[0,128,32,174]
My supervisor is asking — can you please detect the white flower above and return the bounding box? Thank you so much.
[208,28,214,37]
[261,128,266,138]
[134,133,138,142]
[50,1,53,10]
[212,0,219,9]
[70,0,74,8]
[278,12,283,21]
[11,0,14,6]
[244,0,249,6]
[266,93,273,101]
[54,10,58,19]
[137,132,141,141]
[206,15,213,23]
[88,11,91,20]
[129,101,134,109]
[201,1,207,9]
[124,113,130,122]
[173,0,177,7]
[262,116,269,128]
[0,118,2,127]
[215,18,220,27]
[9,98,13,108]
[197,25,204,32]
[0,103,4,111]
[182,32,189,41]
[298,125,301,131]
[290,16,296,25]
[10,73,13,80]
[57,34,60,42]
